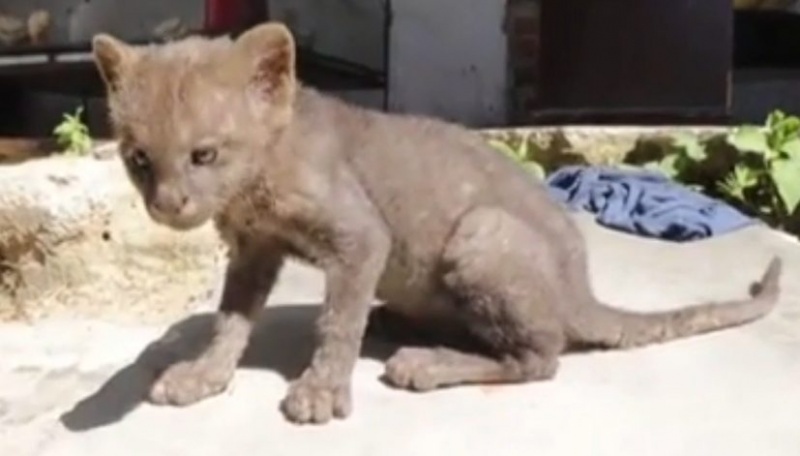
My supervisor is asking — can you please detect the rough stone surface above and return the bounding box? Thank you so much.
[0,148,223,322]
[482,125,732,165]
[1,214,799,456]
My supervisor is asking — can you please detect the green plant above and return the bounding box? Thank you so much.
[487,133,546,180]
[53,106,92,156]
[635,110,800,229]
[723,110,800,227]
[642,131,707,180]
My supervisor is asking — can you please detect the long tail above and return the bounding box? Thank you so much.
[572,256,783,349]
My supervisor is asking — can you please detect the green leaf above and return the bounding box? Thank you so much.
[657,154,680,178]
[767,110,786,129]
[521,161,545,180]
[488,139,521,162]
[718,173,746,203]
[766,111,800,152]
[780,136,800,160]
[727,126,772,155]
[683,140,707,161]
[717,164,760,204]
[775,116,800,137]
[734,164,759,189]
[52,106,92,156]
[770,157,800,214]
[517,134,531,161]
[672,132,707,161]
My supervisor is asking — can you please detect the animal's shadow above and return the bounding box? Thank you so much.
[59,303,399,432]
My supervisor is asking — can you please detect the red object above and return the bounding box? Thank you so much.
[205,0,258,33]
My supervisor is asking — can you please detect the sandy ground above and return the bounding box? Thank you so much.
[2,213,800,456]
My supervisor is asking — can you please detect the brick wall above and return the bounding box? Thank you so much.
[505,0,541,124]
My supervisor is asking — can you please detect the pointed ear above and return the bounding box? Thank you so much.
[232,22,296,104]
[91,33,137,92]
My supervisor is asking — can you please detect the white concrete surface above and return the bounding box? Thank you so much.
[2,213,800,456]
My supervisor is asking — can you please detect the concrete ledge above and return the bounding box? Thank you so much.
[0,147,223,322]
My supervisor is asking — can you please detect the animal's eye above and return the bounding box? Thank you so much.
[190,147,217,166]
[129,148,150,169]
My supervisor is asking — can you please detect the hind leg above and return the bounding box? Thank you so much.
[366,305,441,346]
[382,207,566,391]
[384,346,558,391]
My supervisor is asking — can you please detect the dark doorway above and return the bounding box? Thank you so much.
[534,0,733,125]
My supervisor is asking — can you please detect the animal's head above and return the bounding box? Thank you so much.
[91,22,297,230]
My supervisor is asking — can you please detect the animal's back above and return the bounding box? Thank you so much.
[303,90,581,318]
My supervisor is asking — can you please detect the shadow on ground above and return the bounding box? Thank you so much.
[59,303,399,433]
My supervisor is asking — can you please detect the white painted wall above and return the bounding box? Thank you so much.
[388,0,508,126]
[270,0,511,125]
[2,0,509,130]
[269,0,386,71]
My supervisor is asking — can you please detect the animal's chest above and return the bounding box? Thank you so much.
[216,200,330,265]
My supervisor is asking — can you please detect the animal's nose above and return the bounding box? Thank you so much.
[152,186,189,215]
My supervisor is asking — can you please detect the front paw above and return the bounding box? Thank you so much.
[279,373,352,424]
[148,359,234,406]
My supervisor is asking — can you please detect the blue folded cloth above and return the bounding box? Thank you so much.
[545,165,757,241]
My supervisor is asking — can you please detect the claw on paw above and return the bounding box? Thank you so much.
[280,376,352,424]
